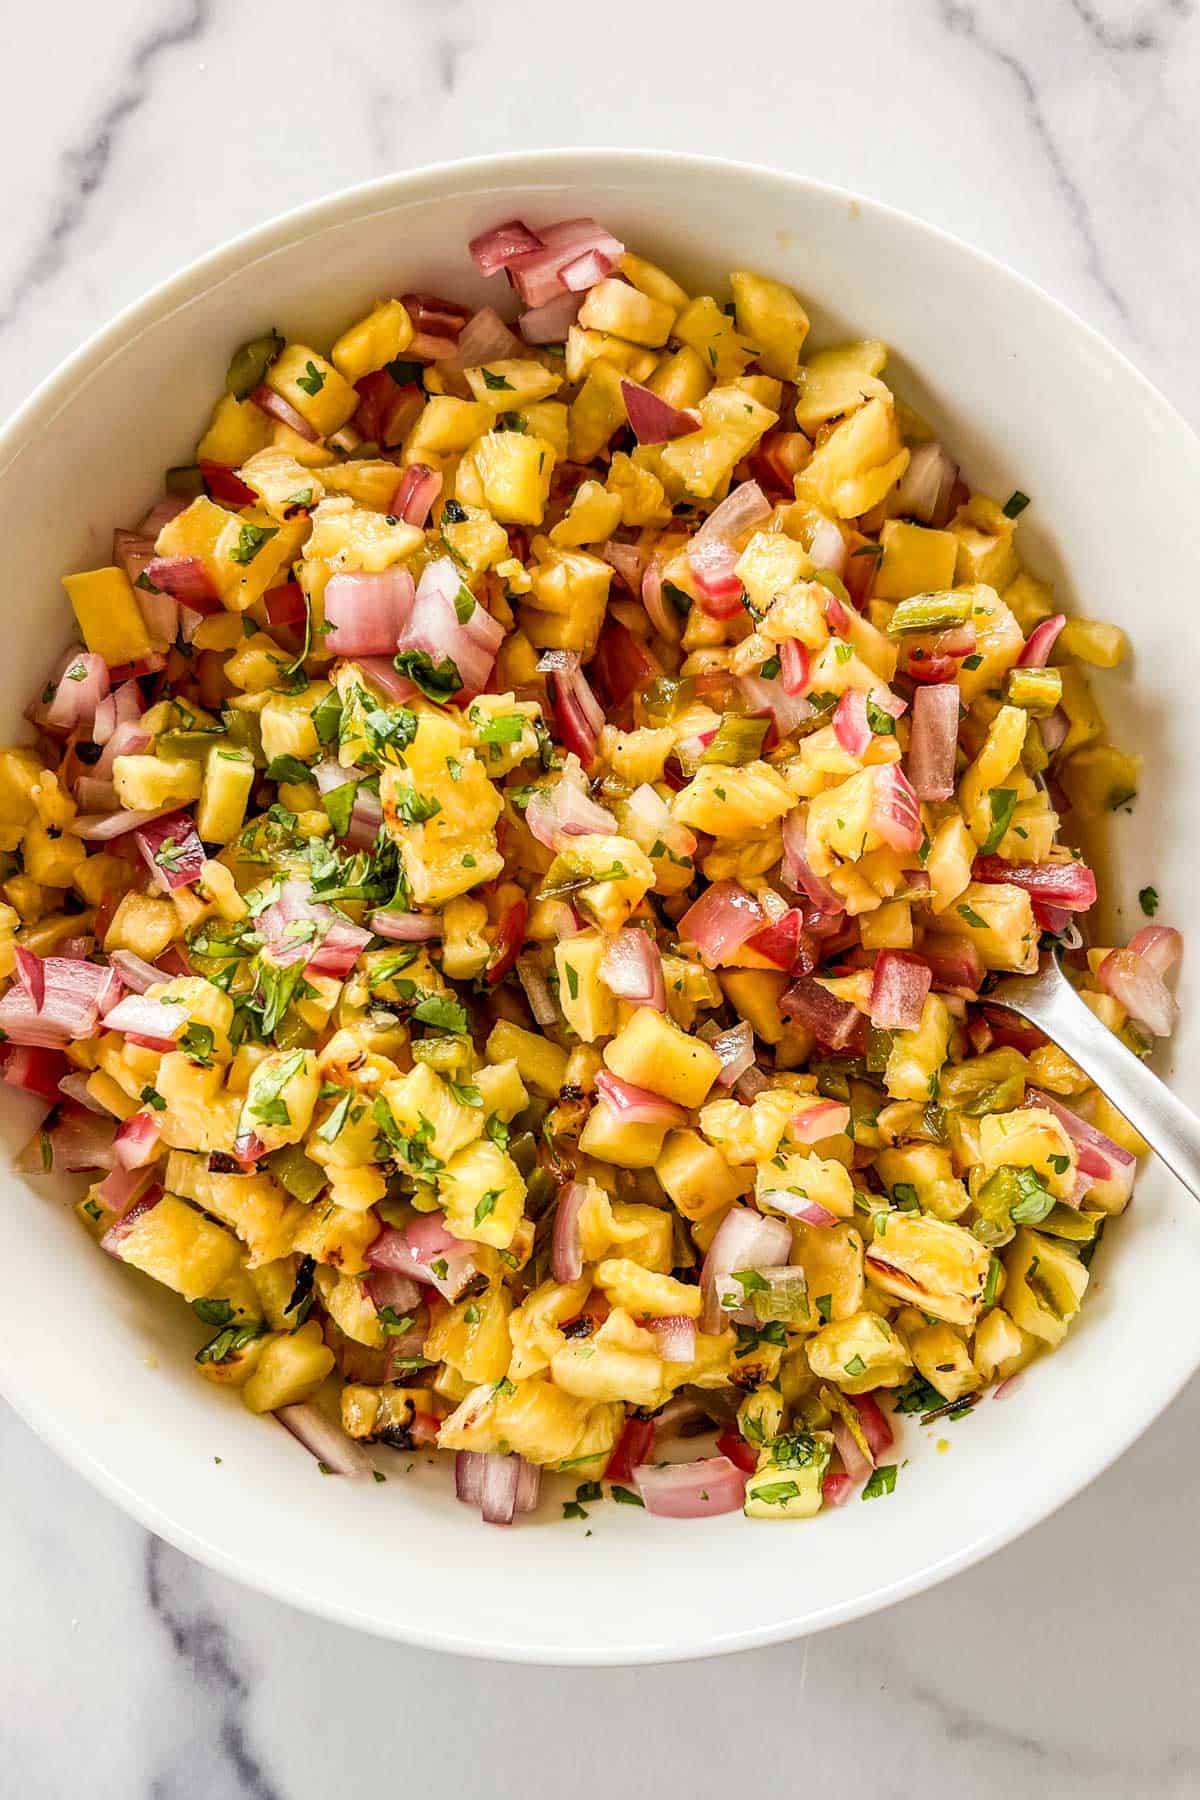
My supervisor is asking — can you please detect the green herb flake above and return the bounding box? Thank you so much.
[473,1188,501,1227]
[1138,886,1159,917]
[480,366,514,391]
[296,360,327,397]
[230,523,278,566]
[1002,490,1031,519]
[957,903,988,929]
[140,1084,168,1112]
[861,1463,898,1500]
[611,1484,644,1507]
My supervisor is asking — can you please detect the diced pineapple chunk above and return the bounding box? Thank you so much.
[1002,1226,1088,1345]
[577,1103,667,1170]
[485,1020,568,1098]
[604,1005,721,1109]
[304,495,422,573]
[472,431,556,526]
[795,395,908,519]
[659,384,778,499]
[196,745,254,844]
[63,568,153,666]
[673,294,756,378]
[578,278,675,348]
[948,495,1018,589]
[331,299,413,383]
[729,270,810,381]
[743,1430,832,1519]
[425,1285,513,1384]
[113,1194,240,1300]
[873,521,959,600]
[911,1322,981,1402]
[197,393,273,466]
[241,1320,336,1413]
[657,1127,753,1220]
[940,880,1039,973]
[806,1311,911,1392]
[793,340,889,433]
[865,1212,991,1326]
[673,761,794,838]
[266,343,358,436]
[554,929,618,1042]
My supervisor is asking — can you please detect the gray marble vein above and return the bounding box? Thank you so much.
[0,0,215,336]
[938,0,1133,328]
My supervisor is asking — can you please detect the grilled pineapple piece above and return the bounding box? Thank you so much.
[806,1311,911,1393]
[864,1213,991,1327]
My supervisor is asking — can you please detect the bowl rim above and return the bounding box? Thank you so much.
[2,146,1198,1663]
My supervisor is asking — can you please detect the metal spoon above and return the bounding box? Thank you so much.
[988,953,1200,1200]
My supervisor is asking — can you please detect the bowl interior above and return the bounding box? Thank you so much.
[2,152,1198,1663]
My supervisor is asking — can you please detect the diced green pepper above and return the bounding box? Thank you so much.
[225,330,285,400]
[886,591,974,636]
[701,714,770,767]
[1005,666,1063,715]
[265,1144,328,1205]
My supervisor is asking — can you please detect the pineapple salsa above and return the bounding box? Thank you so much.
[0,211,1181,1524]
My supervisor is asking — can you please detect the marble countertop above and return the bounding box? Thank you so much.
[3,0,1199,1792]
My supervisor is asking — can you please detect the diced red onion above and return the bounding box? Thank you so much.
[455,1449,485,1505]
[600,539,648,596]
[469,219,546,276]
[781,809,844,915]
[70,804,177,843]
[623,783,697,864]
[823,1471,855,1507]
[1017,613,1066,668]
[855,1393,894,1461]
[516,952,558,1027]
[620,380,699,445]
[833,688,871,757]
[594,1070,689,1129]
[143,557,222,611]
[893,441,959,527]
[251,385,318,441]
[1024,1088,1136,1207]
[1040,709,1069,757]
[972,856,1097,911]
[1128,924,1182,977]
[15,946,45,1011]
[397,558,495,698]
[677,880,764,969]
[647,1315,697,1364]
[113,1109,163,1169]
[869,950,933,1030]
[870,765,924,854]
[1098,947,1178,1038]
[780,639,812,696]
[103,994,188,1044]
[348,658,420,707]
[478,1452,540,1525]
[688,536,744,616]
[94,717,152,780]
[362,1267,423,1319]
[392,463,443,529]
[869,684,906,721]
[105,950,160,995]
[552,1179,587,1284]
[276,1403,374,1476]
[113,527,157,589]
[693,480,771,547]
[42,1101,117,1172]
[761,1188,838,1227]
[324,567,416,658]
[808,517,847,575]
[632,1455,748,1519]
[831,1418,872,1483]
[789,1098,852,1144]
[57,1071,109,1116]
[640,558,679,643]
[306,918,372,980]
[600,929,665,1010]
[525,772,616,850]
[739,670,816,737]
[517,290,584,344]
[708,1019,756,1088]
[780,976,864,1051]
[368,909,442,941]
[30,649,109,736]
[537,649,605,764]
[133,811,206,892]
[506,218,625,309]
[1,1044,70,1101]
[700,1205,792,1333]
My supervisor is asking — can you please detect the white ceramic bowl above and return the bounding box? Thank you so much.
[2,150,1198,1665]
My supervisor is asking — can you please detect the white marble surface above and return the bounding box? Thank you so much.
[2,0,1199,1791]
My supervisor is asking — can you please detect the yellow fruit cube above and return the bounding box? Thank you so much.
[793,340,889,433]
[111,754,202,813]
[554,929,618,1042]
[63,567,152,666]
[440,1138,526,1249]
[196,394,273,466]
[673,294,755,378]
[1002,1227,1088,1346]
[660,384,778,500]
[806,1311,911,1392]
[114,1194,240,1301]
[196,746,254,844]
[865,1212,991,1326]
[729,270,811,381]
[405,395,493,459]
[241,1321,336,1413]
[331,299,413,383]
[266,343,358,437]
[672,761,794,838]
[484,1019,568,1097]
[657,1127,753,1220]
[603,1005,721,1109]
[578,278,675,348]
[472,431,556,526]
[948,495,1018,589]
[577,1101,667,1169]
[873,520,959,600]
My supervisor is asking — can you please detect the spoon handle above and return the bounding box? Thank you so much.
[996,972,1200,1202]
